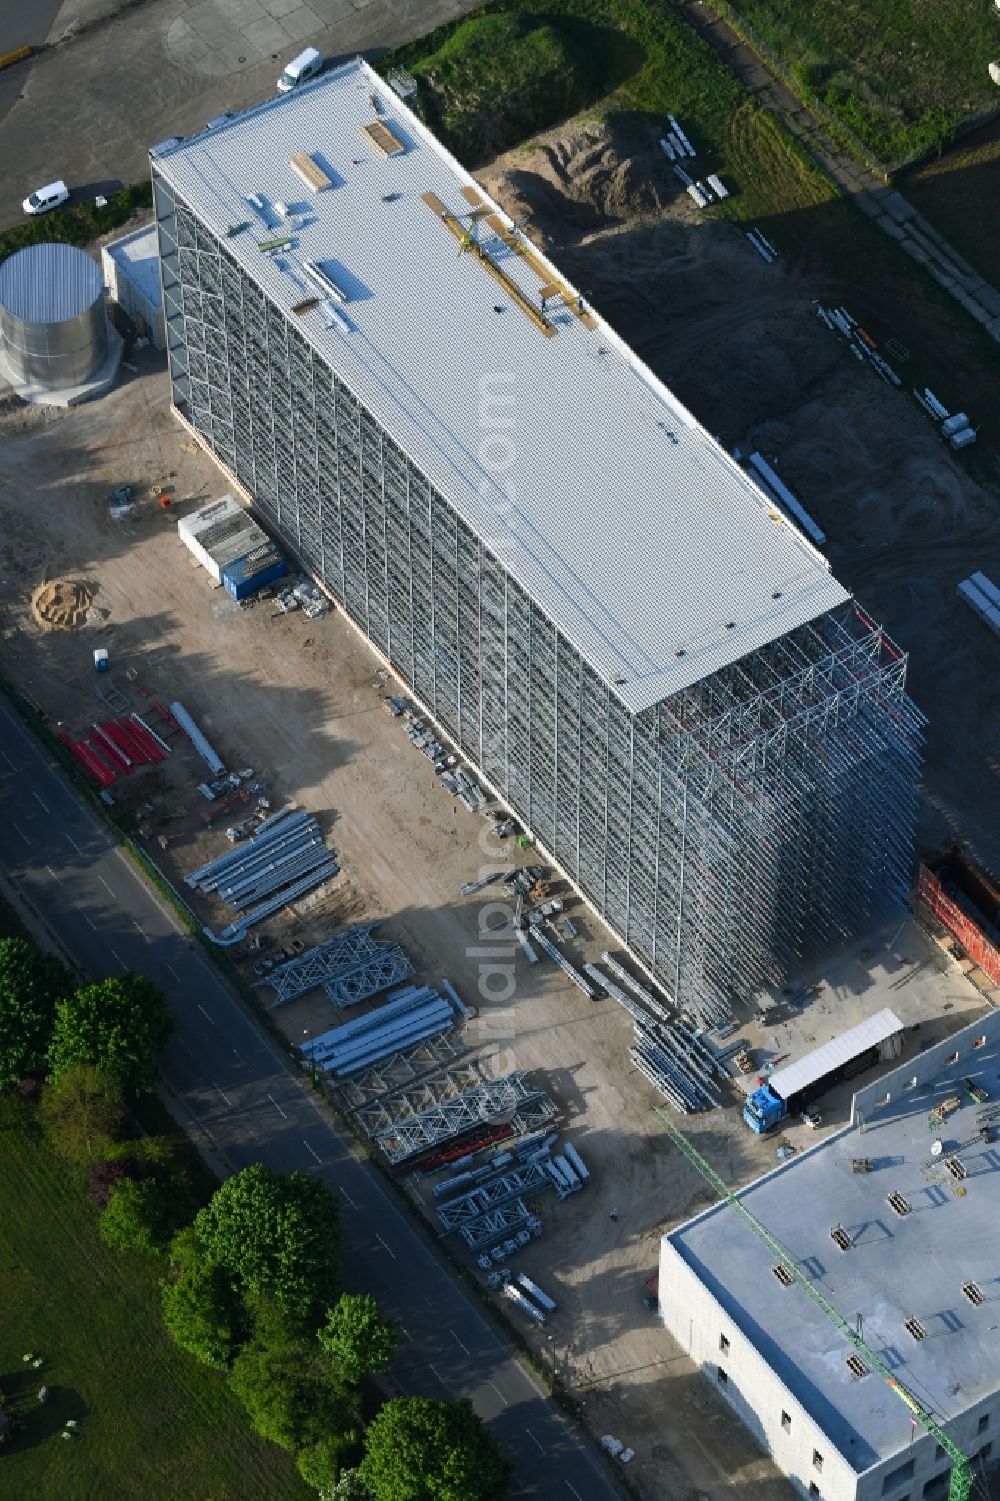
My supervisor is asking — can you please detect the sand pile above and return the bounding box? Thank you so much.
[31,578,94,630]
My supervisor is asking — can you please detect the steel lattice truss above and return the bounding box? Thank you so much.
[459,1199,541,1250]
[374,1072,553,1165]
[438,1159,553,1230]
[339,1032,469,1109]
[352,1061,489,1137]
[264,924,412,1008]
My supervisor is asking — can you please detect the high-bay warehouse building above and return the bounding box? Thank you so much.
[149,58,924,1024]
[660,1010,1000,1501]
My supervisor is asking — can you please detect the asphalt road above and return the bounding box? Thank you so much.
[0,695,623,1501]
[0,0,478,228]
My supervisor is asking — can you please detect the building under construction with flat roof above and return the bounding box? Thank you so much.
[149,58,924,1025]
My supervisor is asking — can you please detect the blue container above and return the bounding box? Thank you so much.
[222,544,287,600]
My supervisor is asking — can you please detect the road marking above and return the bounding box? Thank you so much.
[33,791,50,814]
[565,1483,583,1500]
[98,874,115,898]
[65,833,81,853]
[197,1004,215,1025]
[134,920,145,938]
[267,1092,288,1119]
[302,1139,322,1164]
[375,1233,396,1260]
[340,1187,359,1210]
[489,1381,508,1407]
[0,748,15,770]
[428,1363,450,1391]
[214,1083,233,1107]
[45,864,61,883]
[83,912,96,930]
[450,1329,470,1356]
[166,963,181,982]
[400,1326,411,1342]
[12,821,29,843]
[109,947,127,971]
[526,1428,546,1455]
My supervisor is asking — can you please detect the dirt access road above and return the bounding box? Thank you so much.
[0,120,998,1500]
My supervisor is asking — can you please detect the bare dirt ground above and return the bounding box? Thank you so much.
[0,119,997,1501]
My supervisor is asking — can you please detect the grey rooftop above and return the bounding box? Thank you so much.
[151,58,848,713]
[666,1015,1000,1469]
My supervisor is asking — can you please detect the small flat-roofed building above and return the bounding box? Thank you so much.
[660,1011,1000,1501]
[102,223,165,349]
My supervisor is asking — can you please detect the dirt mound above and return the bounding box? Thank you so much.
[31,578,94,630]
[479,122,678,249]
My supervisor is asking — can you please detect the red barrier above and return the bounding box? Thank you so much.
[917,864,1000,986]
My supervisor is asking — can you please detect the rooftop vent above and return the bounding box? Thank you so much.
[846,1354,869,1379]
[904,1317,926,1342]
[290,152,332,193]
[829,1226,852,1252]
[962,1281,985,1306]
[363,121,406,157]
[771,1263,794,1287]
[887,1191,910,1217]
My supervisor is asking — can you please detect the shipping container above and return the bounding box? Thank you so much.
[222,543,287,600]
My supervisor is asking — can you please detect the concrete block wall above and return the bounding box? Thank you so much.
[851,1009,1000,1126]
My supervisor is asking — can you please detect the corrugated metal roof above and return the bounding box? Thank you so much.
[153,59,850,714]
[0,242,103,324]
[771,1007,903,1101]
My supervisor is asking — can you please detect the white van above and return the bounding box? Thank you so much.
[23,180,70,216]
[277,47,323,93]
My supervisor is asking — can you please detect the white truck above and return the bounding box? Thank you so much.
[743,1008,904,1133]
[277,47,323,93]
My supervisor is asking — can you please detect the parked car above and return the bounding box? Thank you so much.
[23,180,70,215]
[277,46,323,93]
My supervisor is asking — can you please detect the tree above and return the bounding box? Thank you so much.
[0,937,72,1089]
[194,1164,340,1318]
[297,1433,357,1492]
[161,1229,245,1368]
[361,1398,511,1501]
[318,1294,397,1385]
[99,1177,174,1254]
[229,1335,359,1452]
[39,1063,128,1163]
[47,973,174,1094]
[326,1473,372,1501]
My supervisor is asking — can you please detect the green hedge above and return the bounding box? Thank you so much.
[0,181,153,268]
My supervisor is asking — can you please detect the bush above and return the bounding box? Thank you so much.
[100,1177,174,1254]
[229,1336,359,1452]
[318,1294,397,1385]
[87,1155,142,1209]
[361,1397,511,1501]
[297,1433,357,1491]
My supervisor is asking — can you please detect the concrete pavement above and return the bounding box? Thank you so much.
[0,695,625,1501]
[0,0,477,227]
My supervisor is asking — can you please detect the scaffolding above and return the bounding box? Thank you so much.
[154,172,924,1029]
[262,925,413,1008]
[372,1072,556,1165]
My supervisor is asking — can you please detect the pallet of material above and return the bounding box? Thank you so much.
[363,120,406,156]
[958,573,1000,639]
[289,152,332,192]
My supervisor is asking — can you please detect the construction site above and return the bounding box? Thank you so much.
[0,59,999,1501]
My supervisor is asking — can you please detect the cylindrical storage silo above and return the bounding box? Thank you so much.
[0,243,108,389]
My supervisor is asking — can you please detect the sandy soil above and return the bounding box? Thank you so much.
[0,118,996,1501]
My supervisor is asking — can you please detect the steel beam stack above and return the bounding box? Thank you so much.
[187,806,338,944]
[262,925,413,1009]
[301,985,458,1077]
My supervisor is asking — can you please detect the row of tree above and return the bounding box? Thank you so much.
[0,936,511,1499]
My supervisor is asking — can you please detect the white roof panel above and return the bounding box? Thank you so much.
[771,1007,904,1101]
[153,59,850,713]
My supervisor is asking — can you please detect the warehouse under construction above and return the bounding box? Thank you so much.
[149,58,924,1024]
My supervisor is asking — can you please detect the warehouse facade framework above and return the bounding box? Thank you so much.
[149,59,924,1024]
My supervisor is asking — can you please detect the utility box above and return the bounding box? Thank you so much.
[93,648,109,673]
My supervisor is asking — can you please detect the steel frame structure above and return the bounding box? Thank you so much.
[372,1072,556,1165]
[155,173,924,1025]
[437,1159,553,1231]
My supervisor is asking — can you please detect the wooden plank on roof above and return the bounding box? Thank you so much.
[289,152,332,192]
[460,185,485,206]
[363,120,406,156]
[423,190,555,338]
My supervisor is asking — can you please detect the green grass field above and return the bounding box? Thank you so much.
[716,0,999,165]
[0,1114,308,1500]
